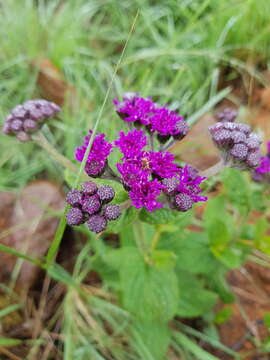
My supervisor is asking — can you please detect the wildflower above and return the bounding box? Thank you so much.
[150,107,185,138]
[115,129,147,159]
[117,160,149,189]
[2,99,60,141]
[129,179,164,212]
[209,121,262,169]
[114,93,155,126]
[176,165,207,203]
[148,151,179,179]
[75,131,112,177]
[113,94,188,142]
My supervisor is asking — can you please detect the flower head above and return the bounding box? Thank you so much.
[117,160,149,188]
[209,121,262,169]
[176,165,207,203]
[114,129,147,159]
[129,179,164,212]
[2,99,60,141]
[148,151,179,179]
[150,107,185,137]
[75,131,112,177]
[114,93,155,125]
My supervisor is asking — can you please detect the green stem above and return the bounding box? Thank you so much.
[33,131,78,173]
[199,159,226,177]
[133,221,151,263]
[151,231,161,252]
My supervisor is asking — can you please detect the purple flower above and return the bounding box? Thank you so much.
[148,151,179,178]
[129,179,164,212]
[114,129,147,159]
[75,131,112,177]
[114,94,155,125]
[150,107,185,136]
[255,156,270,174]
[176,165,207,203]
[117,160,149,188]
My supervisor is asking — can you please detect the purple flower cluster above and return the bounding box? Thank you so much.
[115,129,207,212]
[209,121,262,169]
[75,131,112,177]
[163,166,207,211]
[66,181,121,233]
[2,99,60,142]
[114,93,188,142]
[253,141,270,183]
[216,108,238,123]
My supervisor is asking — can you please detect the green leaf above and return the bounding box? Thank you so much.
[222,168,250,215]
[203,196,226,226]
[214,307,233,324]
[206,267,234,303]
[105,247,179,322]
[106,207,137,233]
[208,219,230,249]
[0,337,22,347]
[139,208,192,227]
[177,272,218,317]
[134,320,171,360]
[263,313,270,329]
[174,332,220,360]
[151,250,177,270]
[211,243,248,269]
[47,263,78,288]
[0,304,21,319]
[175,233,219,275]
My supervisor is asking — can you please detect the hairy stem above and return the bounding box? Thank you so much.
[160,138,175,152]
[33,131,78,173]
[199,159,226,177]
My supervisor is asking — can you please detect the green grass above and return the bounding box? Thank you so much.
[1,0,270,359]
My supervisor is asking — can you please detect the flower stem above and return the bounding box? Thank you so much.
[199,159,226,177]
[33,131,78,173]
[151,231,161,252]
[160,138,175,152]
[149,133,155,151]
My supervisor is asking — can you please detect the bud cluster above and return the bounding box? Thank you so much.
[2,99,60,142]
[66,181,121,233]
[216,108,238,123]
[209,121,262,169]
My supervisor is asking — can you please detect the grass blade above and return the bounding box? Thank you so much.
[45,10,140,266]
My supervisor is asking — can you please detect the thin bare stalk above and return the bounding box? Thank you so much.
[199,159,226,177]
[161,138,176,152]
[33,131,78,173]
